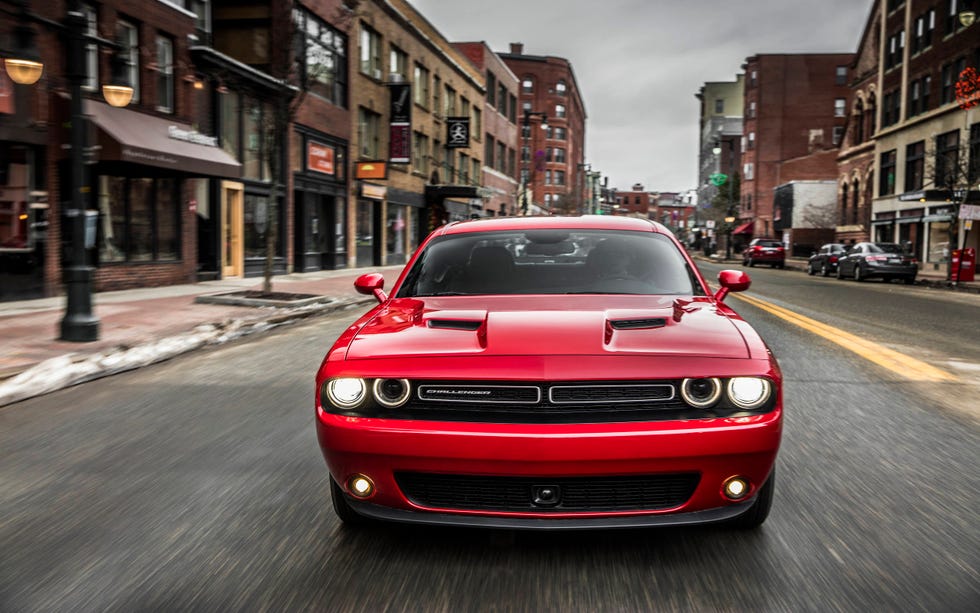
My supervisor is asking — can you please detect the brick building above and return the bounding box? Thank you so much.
[499,43,586,215]
[740,53,854,239]
[453,41,520,217]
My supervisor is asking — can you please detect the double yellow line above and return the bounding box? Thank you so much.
[733,293,957,382]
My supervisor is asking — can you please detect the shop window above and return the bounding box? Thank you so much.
[244,194,279,259]
[97,176,181,263]
[296,8,347,106]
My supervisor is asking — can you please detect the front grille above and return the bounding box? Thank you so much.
[395,472,700,512]
[418,384,541,403]
[549,384,674,404]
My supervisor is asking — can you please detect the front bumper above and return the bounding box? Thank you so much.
[316,408,781,524]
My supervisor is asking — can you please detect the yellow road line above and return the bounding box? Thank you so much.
[733,293,957,382]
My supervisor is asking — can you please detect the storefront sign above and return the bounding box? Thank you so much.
[168,125,218,147]
[307,141,335,175]
[355,161,388,180]
[361,183,387,200]
[446,117,470,149]
[960,204,980,220]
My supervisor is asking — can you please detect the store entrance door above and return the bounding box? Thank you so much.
[221,181,244,278]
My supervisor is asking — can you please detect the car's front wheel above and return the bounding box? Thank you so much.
[331,478,366,526]
[854,264,864,281]
[836,264,845,279]
[807,262,815,275]
[728,468,775,529]
[820,263,829,277]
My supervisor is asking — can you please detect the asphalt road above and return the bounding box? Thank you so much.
[1,270,978,612]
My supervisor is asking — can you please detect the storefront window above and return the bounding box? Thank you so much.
[386,204,408,264]
[244,194,271,258]
[97,176,180,263]
[334,197,346,254]
[220,91,240,161]
[244,99,263,180]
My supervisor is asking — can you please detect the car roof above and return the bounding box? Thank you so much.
[433,215,671,237]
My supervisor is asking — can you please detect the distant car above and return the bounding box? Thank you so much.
[316,216,782,530]
[742,238,785,268]
[836,242,918,284]
[806,243,847,277]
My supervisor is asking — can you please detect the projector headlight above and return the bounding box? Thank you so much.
[726,377,771,410]
[373,378,411,408]
[324,378,367,409]
[680,377,722,408]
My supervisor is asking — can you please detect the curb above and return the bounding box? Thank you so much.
[0,295,373,409]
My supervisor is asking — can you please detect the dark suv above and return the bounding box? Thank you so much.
[742,238,785,268]
[806,243,847,276]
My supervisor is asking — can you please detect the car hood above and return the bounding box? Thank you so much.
[344,296,750,360]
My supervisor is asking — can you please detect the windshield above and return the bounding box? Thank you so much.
[870,243,904,254]
[396,229,702,297]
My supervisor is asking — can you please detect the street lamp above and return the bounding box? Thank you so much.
[2,0,134,341]
[519,111,547,215]
[959,0,976,27]
[712,139,737,260]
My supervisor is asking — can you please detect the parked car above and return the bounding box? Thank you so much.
[742,238,785,268]
[806,243,847,277]
[836,242,918,284]
[316,216,782,530]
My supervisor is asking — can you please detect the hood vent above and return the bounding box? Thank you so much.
[609,318,667,330]
[427,319,483,331]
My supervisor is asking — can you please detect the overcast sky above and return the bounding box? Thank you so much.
[410,0,872,193]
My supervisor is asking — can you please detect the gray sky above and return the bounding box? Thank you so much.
[410,0,871,193]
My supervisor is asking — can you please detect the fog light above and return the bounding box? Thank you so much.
[347,474,375,499]
[723,477,749,500]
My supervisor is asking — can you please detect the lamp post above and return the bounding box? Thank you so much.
[519,110,547,215]
[712,139,737,260]
[2,0,133,341]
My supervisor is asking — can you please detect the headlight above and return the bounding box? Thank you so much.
[324,378,367,408]
[727,377,771,410]
[680,377,722,408]
[373,378,411,408]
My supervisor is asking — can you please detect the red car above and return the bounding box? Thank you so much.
[741,238,786,268]
[316,216,782,530]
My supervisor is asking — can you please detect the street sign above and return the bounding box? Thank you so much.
[959,204,980,220]
[710,173,728,186]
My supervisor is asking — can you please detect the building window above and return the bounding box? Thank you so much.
[715,99,724,113]
[389,45,408,81]
[191,0,211,38]
[905,141,925,191]
[941,58,967,105]
[911,10,935,54]
[553,148,566,163]
[748,132,755,149]
[116,19,140,103]
[879,150,897,196]
[155,35,174,113]
[882,89,901,127]
[946,0,967,35]
[432,75,441,113]
[833,126,844,146]
[834,98,846,117]
[553,127,567,141]
[82,3,98,90]
[413,131,429,176]
[908,75,931,117]
[935,130,960,188]
[556,79,567,95]
[748,101,756,118]
[840,183,849,225]
[969,123,980,185]
[555,104,566,118]
[486,72,496,107]
[545,170,552,185]
[413,63,429,107]
[508,148,516,178]
[836,65,847,85]
[359,24,381,79]
[472,106,481,135]
[242,97,270,181]
[485,136,495,168]
[885,30,905,70]
[749,70,757,87]
[295,8,347,107]
[97,176,180,263]
[743,163,754,181]
[508,94,517,123]
[522,78,533,93]
[443,85,456,117]
[496,141,506,173]
[357,107,381,158]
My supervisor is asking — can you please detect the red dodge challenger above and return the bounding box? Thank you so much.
[315,215,782,530]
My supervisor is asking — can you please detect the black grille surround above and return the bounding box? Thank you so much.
[378,380,773,423]
[395,472,700,512]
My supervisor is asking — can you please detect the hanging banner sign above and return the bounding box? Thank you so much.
[307,141,335,175]
[446,117,470,149]
[388,83,411,164]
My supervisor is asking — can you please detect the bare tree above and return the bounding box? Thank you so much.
[922,134,975,282]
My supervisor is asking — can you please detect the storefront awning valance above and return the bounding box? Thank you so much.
[921,213,953,223]
[733,222,754,235]
[84,99,242,179]
[871,219,895,226]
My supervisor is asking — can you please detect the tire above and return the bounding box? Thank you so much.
[836,264,845,279]
[728,468,775,529]
[331,478,366,526]
[854,264,863,281]
[820,264,829,277]
[748,258,755,267]
[807,262,815,275]
[777,262,785,269]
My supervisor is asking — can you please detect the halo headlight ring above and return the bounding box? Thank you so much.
[372,378,412,408]
[680,377,723,408]
[726,377,772,410]
[324,377,367,409]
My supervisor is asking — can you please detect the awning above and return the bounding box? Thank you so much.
[921,213,953,223]
[871,219,895,226]
[84,99,242,179]
[733,222,754,235]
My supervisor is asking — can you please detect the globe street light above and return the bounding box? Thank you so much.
[2,0,134,341]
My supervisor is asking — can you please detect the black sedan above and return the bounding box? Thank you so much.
[806,243,847,277]
[836,242,917,284]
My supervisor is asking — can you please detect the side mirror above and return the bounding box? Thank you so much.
[354,273,388,303]
[714,269,751,302]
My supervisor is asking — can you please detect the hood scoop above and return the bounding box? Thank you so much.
[608,318,667,330]
[427,319,483,331]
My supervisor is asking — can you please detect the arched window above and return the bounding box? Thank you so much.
[840,183,849,225]
[851,179,860,225]
[556,79,567,95]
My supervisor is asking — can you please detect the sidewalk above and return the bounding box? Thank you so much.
[0,265,404,407]
[1,257,976,408]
